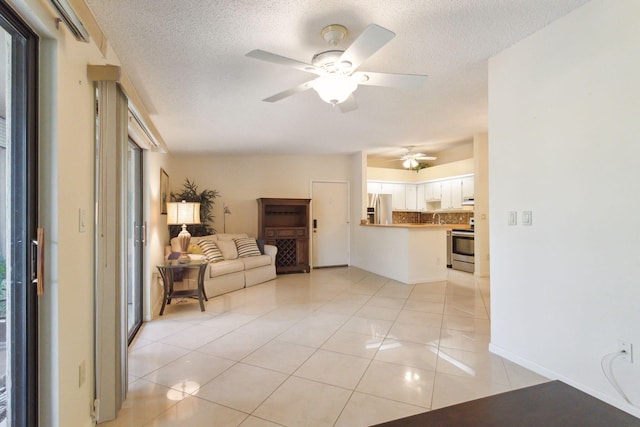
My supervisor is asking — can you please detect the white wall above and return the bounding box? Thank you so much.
[10,0,164,424]
[145,151,172,319]
[28,15,123,427]
[170,154,354,239]
[473,133,489,277]
[488,0,640,417]
[368,158,474,183]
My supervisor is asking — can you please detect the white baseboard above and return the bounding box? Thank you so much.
[489,343,640,419]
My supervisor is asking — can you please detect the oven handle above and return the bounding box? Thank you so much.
[451,232,474,237]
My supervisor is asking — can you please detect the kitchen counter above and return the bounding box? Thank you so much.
[362,223,471,230]
[355,225,449,284]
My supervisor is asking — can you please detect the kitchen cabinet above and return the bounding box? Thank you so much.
[425,182,442,201]
[462,176,474,198]
[367,182,380,194]
[367,175,473,212]
[441,178,467,209]
[405,184,417,210]
[367,181,394,195]
[416,184,426,211]
[392,183,406,210]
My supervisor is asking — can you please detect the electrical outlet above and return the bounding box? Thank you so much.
[618,340,633,363]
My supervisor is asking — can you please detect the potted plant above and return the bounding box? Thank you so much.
[170,179,220,237]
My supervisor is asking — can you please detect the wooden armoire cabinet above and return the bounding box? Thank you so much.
[257,198,311,273]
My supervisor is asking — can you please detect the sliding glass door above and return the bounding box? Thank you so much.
[0,1,39,425]
[126,140,144,343]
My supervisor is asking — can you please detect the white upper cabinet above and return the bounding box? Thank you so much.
[368,181,394,194]
[451,179,463,209]
[380,183,394,194]
[392,183,406,210]
[367,174,472,212]
[367,182,381,194]
[416,184,426,211]
[405,184,417,210]
[425,181,442,201]
[462,176,474,199]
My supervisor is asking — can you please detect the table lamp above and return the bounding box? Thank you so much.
[166,200,201,263]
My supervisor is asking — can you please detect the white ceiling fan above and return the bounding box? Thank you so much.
[399,147,437,169]
[246,23,428,113]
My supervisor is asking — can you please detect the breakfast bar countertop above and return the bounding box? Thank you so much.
[361,223,472,230]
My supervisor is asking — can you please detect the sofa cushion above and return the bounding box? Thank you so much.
[216,239,238,260]
[209,260,244,278]
[241,254,271,270]
[214,233,248,242]
[234,237,261,258]
[197,240,224,263]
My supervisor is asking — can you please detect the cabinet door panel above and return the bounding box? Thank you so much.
[450,178,463,209]
[380,183,394,194]
[440,181,452,209]
[462,176,474,198]
[405,184,417,210]
[392,184,406,210]
[427,182,442,201]
[416,184,425,211]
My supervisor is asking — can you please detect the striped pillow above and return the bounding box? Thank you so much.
[197,240,224,263]
[234,237,261,258]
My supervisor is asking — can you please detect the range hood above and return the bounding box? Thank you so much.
[462,197,475,206]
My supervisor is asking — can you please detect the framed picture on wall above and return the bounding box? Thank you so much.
[160,168,169,215]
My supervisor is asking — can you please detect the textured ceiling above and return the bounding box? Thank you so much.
[85,0,589,156]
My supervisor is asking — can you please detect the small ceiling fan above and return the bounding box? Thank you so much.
[246,23,427,113]
[399,147,437,169]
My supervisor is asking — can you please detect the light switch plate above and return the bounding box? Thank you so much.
[522,211,532,226]
[508,211,517,226]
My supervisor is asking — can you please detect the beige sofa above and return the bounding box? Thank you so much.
[166,233,277,298]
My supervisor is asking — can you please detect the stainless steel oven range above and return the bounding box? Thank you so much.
[451,228,474,273]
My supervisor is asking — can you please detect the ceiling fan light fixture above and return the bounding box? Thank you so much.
[403,158,418,169]
[313,76,358,105]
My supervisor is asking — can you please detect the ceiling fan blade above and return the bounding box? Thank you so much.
[340,24,395,72]
[338,94,358,113]
[246,50,322,75]
[354,71,427,89]
[262,81,314,103]
[416,156,437,161]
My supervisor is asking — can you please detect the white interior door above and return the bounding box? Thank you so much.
[311,181,349,267]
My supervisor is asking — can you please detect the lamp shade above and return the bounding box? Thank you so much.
[166,201,201,225]
[312,76,358,104]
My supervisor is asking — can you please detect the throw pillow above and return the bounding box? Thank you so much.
[256,239,265,255]
[234,237,261,258]
[216,239,238,260]
[197,240,224,263]
[188,243,204,255]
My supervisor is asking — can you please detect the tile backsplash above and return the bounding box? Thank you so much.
[392,211,474,225]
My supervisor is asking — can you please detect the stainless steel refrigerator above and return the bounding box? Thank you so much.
[367,193,393,225]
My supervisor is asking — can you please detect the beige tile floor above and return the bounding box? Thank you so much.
[104,267,548,427]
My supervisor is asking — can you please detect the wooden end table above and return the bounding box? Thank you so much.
[157,260,208,315]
